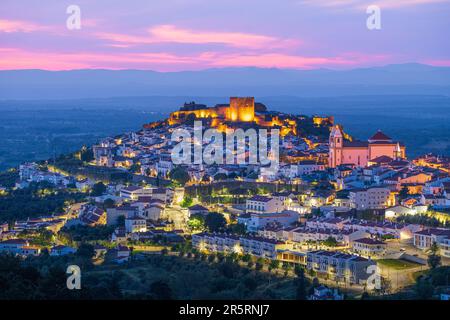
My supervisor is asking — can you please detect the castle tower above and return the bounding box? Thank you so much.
[229,97,255,122]
[329,125,343,168]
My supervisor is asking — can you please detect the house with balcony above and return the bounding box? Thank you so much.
[351,238,387,258]
[245,195,284,214]
[306,250,376,285]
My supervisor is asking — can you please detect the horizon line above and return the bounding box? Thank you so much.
[0,62,446,73]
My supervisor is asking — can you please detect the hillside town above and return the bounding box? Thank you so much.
[1,97,450,299]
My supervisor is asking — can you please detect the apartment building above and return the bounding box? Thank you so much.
[295,160,326,176]
[306,250,376,285]
[288,227,368,247]
[125,216,147,233]
[349,187,395,210]
[351,238,387,258]
[413,228,450,252]
[342,219,417,239]
[440,237,450,258]
[192,233,241,254]
[192,233,289,259]
[305,217,349,230]
[120,186,154,200]
[246,195,284,214]
[0,239,29,254]
[239,236,288,259]
[106,205,138,226]
[246,210,299,232]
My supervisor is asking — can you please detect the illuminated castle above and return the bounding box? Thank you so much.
[329,125,406,168]
[169,97,255,124]
[168,97,306,136]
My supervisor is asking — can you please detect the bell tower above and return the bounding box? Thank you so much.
[329,125,343,168]
[394,142,402,160]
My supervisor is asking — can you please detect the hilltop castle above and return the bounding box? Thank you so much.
[167,97,333,137]
[328,125,406,168]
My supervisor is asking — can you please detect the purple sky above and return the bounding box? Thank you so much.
[1,0,449,71]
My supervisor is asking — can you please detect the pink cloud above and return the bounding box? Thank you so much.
[297,0,448,10]
[0,47,391,71]
[96,24,300,49]
[0,19,49,33]
[205,52,390,69]
[0,48,201,71]
[148,25,299,49]
[425,59,450,67]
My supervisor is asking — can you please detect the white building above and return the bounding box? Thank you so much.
[349,187,394,210]
[125,216,147,233]
[295,160,326,176]
[246,195,284,214]
[351,238,387,258]
[306,250,376,285]
[120,186,154,200]
[192,233,289,259]
[246,210,299,232]
[413,228,450,252]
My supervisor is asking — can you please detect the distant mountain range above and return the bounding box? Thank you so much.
[1,63,450,100]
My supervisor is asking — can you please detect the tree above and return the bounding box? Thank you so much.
[399,186,409,200]
[91,182,106,196]
[187,214,205,231]
[214,173,228,181]
[169,167,190,186]
[204,212,227,232]
[282,262,291,276]
[255,258,265,271]
[180,196,193,208]
[296,267,307,300]
[241,254,252,263]
[76,243,95,260]
[415,277,434,299]
[268,260,279,272]
[323,236,338,247]
[228,172,238,180]
[243,276,258,291]
[116,215,126,226]
[103,198,115,209]
[427,242,442,269]
[308,277,320,295]
[79,147,94,162]
[150,280,173,300]
[129,163,141,174]
[361,292,370,300]
[228,223,247,235]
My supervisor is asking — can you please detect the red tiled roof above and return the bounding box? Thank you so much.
[353,238,386,245]
[369,130,392,141]
[370,155,394,163]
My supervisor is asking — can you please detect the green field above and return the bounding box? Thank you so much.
[377,259,421,270]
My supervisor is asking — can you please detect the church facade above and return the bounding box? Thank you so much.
[328,125,406,168]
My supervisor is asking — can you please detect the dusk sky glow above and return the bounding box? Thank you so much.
[1,0,449,71]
